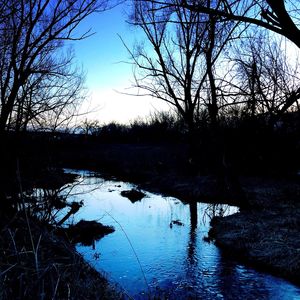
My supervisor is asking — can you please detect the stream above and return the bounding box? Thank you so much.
[62,169,300,299]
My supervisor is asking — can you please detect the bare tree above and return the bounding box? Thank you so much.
[77,118,101,136]
[8,49,87,131]
[229,33,300,127]
[0,0,120,133]
[127,0,238,136]
[155,1,300,49]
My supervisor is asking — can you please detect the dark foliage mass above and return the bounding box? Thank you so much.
[55,109,300,177]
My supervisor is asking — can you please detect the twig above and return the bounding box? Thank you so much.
[104,211,151,297]
[51,276,61,300]
[0,263,17,276]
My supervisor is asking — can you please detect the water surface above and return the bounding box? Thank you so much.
[63,170,300,299]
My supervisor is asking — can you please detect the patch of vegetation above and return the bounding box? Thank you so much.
[0,155,122,299]
[0,211,122,300]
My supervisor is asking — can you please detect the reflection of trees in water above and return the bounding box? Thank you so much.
[216,256,271,299]
[187,202,198,266]
[189,202,198,231]
[185,202,268,299]
[21,176,99,225]
[203,204,231,224]
[186,202,232,274]
[25,184,73,224]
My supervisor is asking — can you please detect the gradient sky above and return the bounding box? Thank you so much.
[72,2,299,125]
[72,2,170,124]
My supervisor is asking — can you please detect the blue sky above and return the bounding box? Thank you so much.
[72,2,169,124]
[69,2,300,125]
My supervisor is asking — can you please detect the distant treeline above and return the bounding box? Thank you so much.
[2,110,299,176]
[73,110,300,143]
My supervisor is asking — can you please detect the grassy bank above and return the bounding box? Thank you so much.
[208,205,300,285]
[0,209,124,300]
[0,160,124,300]
[208,177,300,285]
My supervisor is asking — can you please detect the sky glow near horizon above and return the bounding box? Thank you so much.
[72,2,170,125]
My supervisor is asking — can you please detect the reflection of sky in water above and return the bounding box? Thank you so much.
[63,169,300,299]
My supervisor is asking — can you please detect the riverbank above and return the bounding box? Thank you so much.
[207,176,300,285]
[0,210,123,299]
[208,204,300,285]
[53,142,300,284]
[0,165,124,300]
[56,142,244,206]
[2,139,300,292]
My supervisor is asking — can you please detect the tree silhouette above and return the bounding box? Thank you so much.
[165,0,300,48]
[0,0,119,132]
[127,0,240,168]
[231,33,300,126]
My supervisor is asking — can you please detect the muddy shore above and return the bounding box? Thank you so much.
[208,205,300,285]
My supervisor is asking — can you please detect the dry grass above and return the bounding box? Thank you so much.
[0,211,123,300]
[209,205,300,284]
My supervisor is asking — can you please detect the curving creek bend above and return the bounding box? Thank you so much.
[60,170,300,299]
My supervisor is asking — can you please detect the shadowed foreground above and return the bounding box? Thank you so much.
[0,132,299,296]
[0,210,123,299]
